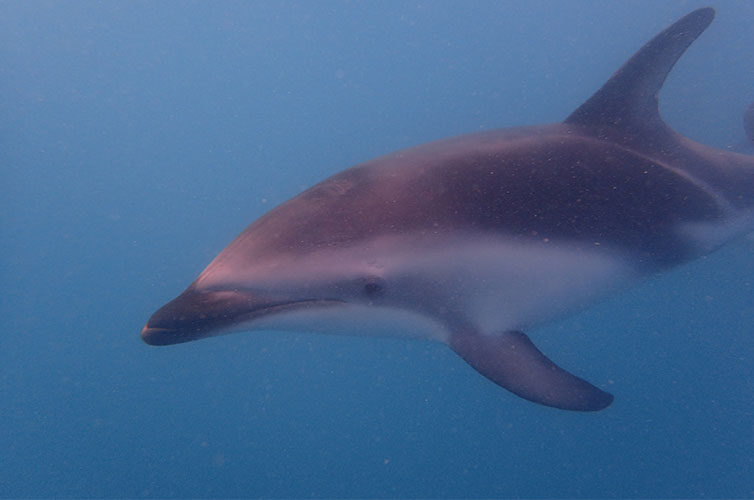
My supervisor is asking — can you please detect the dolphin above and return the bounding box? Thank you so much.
[141,8,754,411]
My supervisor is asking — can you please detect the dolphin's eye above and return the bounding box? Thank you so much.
[363,277,386,297]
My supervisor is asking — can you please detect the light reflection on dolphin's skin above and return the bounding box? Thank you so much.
[142,8,754,412]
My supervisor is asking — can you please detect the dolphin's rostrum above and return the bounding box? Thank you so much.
[142,8,754,412]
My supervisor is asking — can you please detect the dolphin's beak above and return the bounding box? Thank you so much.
[141,286,344,346]
[140,287,268,346]
[140,325,195,346]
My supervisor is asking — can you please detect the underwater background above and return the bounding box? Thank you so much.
[2,1,753,497]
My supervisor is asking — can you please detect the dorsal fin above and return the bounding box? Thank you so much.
[566,8,715,136]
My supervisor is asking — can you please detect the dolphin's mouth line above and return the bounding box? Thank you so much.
[240,298,345,320]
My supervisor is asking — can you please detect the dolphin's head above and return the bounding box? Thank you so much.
[140,261,402,346]
[140,246,451,345]
[140,178,455,346]
[141,160,465,346]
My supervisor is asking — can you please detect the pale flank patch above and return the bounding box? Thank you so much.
[679,210,754,255]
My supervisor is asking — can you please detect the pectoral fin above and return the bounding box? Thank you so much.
[450,330,613,411]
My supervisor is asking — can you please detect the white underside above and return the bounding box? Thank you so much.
[250,303,447,341]
[201,233,643,342]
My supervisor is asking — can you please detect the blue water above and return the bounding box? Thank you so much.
[2,1,753,497]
